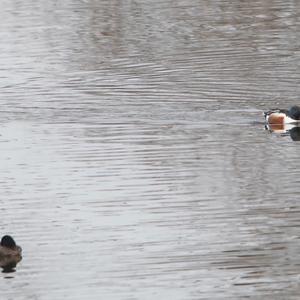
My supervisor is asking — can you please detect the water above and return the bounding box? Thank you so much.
[1,0,300,299]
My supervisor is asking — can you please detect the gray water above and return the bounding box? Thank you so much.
[1,0,300,299]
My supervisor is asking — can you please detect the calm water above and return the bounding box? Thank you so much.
[1,0,300,299]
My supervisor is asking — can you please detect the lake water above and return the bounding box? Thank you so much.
[1,0,300,299]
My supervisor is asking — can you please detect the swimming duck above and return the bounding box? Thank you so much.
[264,106,300,124]
[0,235,22,258]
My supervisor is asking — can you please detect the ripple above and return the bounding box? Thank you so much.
[1,0,300,299]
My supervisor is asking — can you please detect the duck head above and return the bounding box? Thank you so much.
[288,106,300,120]
[1,235,17,249]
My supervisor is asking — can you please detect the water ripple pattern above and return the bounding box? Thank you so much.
[1,0,300,299]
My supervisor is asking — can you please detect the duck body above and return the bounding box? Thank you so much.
[264,106,300,125]
[0,245,22,257]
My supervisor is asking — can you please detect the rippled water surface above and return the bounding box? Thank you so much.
[1,0,300,299]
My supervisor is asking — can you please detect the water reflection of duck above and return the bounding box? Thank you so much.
[265,123,300,141]
[0,235,22,271]
[289,126,300,141]
[264,106,300,125]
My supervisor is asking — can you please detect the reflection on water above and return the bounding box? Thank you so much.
[265,124,300,141]
[1,0,300,299]
[0,258,21,274]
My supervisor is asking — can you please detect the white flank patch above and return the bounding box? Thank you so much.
[284,115,300,124]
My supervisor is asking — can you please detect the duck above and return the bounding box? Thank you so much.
[264,105,300,124]
[0,235,22,258]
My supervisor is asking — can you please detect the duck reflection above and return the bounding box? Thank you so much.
[265,123,300,141]
[0,256,22,273]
